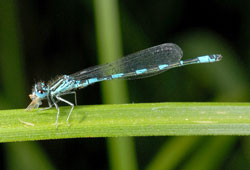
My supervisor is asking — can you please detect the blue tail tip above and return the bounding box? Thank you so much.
[198,54,223,63]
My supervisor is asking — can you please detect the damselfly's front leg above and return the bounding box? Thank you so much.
[51,95,60,128]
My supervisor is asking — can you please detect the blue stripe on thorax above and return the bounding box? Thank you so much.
[50,79,64,91]
[50,76,76,95]
[51,81,74,95]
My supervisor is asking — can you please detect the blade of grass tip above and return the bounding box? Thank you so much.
[181,136,237,170]
[93,0,138,170]
[146,137,203,170]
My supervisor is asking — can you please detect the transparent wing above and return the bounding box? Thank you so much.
[70,43,183,81]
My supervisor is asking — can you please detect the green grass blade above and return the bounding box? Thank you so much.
[0,0,26,108]
[145,137,202,170]
[5,142,56,170]
[93,0,128,103]
[0,102,250,143]
[93,0,137,170]
[181,136,236,170]
[107,137,138,170]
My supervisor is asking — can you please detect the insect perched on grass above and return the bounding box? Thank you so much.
[26,43,222,128]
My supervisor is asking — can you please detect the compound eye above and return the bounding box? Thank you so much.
[38,90,45,94]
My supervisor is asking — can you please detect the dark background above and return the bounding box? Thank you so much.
[0,0,250,169]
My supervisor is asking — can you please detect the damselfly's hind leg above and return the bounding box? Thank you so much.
[55,95,74,126]
[73,91,77,105]
[59,91,77,105]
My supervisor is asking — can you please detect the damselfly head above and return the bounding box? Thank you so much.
[32,82,48,99]
[25,82,48,110]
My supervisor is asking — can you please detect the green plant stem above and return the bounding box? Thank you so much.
[5,142,55,170]
[93,0,137,170]
[0,102,250,142]
[181,136,236,170]
[146,136,202,170]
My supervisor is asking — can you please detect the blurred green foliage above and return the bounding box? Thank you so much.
[0,0,250,169]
